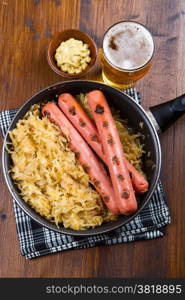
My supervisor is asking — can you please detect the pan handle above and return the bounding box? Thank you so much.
[149,94,185,132]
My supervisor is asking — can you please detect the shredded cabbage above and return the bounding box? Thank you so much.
[9,106,117,230]
[9,96,145,231]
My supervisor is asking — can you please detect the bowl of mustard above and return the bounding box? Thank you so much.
[47,29,97,78]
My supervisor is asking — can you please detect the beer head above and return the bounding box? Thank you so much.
[103,21,154,70]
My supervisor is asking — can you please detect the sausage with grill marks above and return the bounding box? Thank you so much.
[58,93,148,194]
[87,90,138,215]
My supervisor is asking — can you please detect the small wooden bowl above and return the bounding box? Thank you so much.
[47,29,97,78]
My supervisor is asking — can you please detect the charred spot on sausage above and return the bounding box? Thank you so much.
[103,195,110,202]
[117,174,124,181]
[121,191,130,199]
[74,151,81,159]
[43,110,51,117]
[69,106,76,115]
[112,155,120,165]
[95,105,104,114]
[79,118,86,127]
[107,135,114,145]
[91,134,99,142]
[102,120,109,128]
[93,180,100,187]
[82,164,90,173]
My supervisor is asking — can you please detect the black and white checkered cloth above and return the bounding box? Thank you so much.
[0,88,171,259]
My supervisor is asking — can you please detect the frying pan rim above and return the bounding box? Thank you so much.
[2,80,161,236]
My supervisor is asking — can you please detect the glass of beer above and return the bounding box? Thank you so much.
[99,21,155,89]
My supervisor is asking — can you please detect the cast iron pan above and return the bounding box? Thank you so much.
[2,81,185,236]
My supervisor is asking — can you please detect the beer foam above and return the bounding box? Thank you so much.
[103,22,154,70]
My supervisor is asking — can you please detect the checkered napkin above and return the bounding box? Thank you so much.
[0,88,171,259]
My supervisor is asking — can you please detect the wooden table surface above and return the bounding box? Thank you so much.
[0,0,185,278]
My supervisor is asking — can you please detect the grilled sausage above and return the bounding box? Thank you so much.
[58,93,104,160]
[87,90,138,215]
[58,93,148,194]
[42,102,119,214]
[126,161,148,194]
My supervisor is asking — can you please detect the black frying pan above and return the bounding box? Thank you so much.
[2,80,185,236]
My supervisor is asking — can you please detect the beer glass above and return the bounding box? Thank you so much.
[99,21,155,89]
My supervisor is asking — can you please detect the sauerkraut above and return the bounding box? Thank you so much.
[8,106,117,230]
[8,98,145,231]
